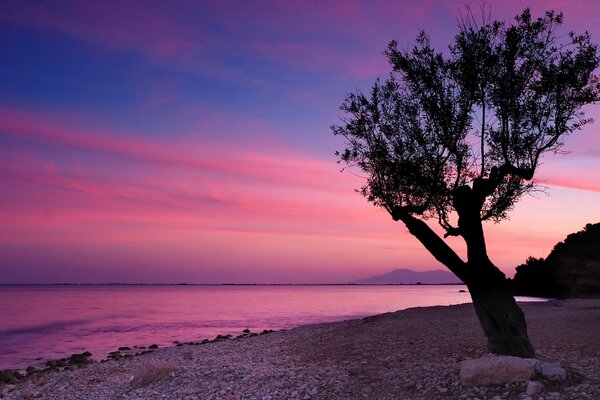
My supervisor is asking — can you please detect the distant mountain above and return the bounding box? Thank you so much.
[352,268,461,285]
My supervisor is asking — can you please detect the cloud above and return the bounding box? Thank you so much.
[1,1,204,60]
[0,107,352,192]
[0,107,397,252]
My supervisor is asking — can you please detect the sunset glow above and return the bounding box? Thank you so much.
[1,0,599,283]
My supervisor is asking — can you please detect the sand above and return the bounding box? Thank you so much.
[1,299,599,400]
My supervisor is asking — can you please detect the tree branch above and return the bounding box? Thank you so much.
[390,207,469,281]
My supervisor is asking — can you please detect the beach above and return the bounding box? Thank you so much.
[1,299,599,400]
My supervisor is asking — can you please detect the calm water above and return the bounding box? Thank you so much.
[0,285,544,370]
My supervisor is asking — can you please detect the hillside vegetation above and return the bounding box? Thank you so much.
[512,223,600,298]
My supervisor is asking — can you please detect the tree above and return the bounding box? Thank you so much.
[332,8,600,357]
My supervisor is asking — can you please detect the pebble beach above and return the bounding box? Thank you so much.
[1,299,599,400]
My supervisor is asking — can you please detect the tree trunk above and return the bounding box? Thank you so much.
[452,189,535,357]
[392,206,535,357]
[467,272,535,357]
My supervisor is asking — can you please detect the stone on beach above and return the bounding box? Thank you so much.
[527,380,545,395]
[3,300,599,399]
[459,356,534,386]
[539,362,567,381]
[68,353,93,366]
[130,363,179,388]
[0,369,23,384]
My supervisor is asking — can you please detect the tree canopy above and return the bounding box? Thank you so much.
[333,9,600,238]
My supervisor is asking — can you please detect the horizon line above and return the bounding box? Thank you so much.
[0,282,465,286]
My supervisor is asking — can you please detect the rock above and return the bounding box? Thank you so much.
[539,362,566,381]
[575,383,591,391]
[148,344,158,349]
[118,346,131,351]
[243,329,251,333]
[69,353,92,365]
[130,364,179,388]
[523,358,541,373]
[0,369,23,384]
[526,380,544,395]
[26,366,38,375]
[459,356,534,386]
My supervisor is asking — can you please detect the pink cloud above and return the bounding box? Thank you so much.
[5,106,596,201]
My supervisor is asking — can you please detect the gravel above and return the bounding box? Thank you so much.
[1,299,599,400]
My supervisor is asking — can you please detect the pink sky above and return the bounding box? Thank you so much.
[0,0,599,283]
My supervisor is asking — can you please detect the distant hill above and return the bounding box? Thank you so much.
[352,268,461,285]
[512,223,600,298]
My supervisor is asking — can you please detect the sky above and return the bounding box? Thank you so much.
[0,0,599,284]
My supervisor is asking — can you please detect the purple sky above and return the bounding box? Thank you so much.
[0,0,599,283]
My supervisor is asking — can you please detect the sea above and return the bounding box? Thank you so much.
[0,284,545,370]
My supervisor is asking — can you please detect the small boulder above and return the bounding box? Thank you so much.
[526,380,544,396]
[69,353,92,366]
[0,370,22,384]
[148,344,158,349]
[539,362,566,381]
[130,364,179,388]
[459,356,534,386]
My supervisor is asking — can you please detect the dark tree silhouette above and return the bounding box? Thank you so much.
[513,223,600,298]
[332,9,600,357]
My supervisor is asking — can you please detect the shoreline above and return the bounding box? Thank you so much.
[0,284,481,372]
[1,299,599,399]
[0,291,548,373]
[1,328,278,375]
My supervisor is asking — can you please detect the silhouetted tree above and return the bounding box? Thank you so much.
[513,223,600,298]
[512,256,559,297]
[332,8,600,357]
